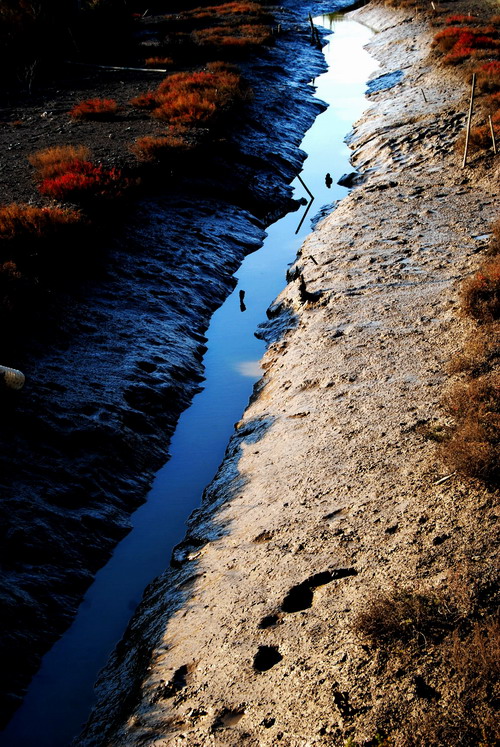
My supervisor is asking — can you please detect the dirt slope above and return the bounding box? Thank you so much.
[78,3,499,745]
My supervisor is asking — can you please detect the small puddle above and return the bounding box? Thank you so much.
[0,14,377,747]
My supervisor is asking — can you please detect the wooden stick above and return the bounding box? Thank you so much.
[489,114,497,154]
[295,197,314,235]
[64,60,168,73]
[308,13,316,43]
[297,173,314,200]
[462,73,476,169]
[433,472,456,486]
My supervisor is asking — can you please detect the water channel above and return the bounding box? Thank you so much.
[0,14,377,747]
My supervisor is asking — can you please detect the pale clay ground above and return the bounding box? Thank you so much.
[78,4,499,746]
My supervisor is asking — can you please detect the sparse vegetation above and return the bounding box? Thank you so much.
[130,131,194,163]
[354,576,500,747]
[439,224,500,483]
[69,98,120,121]
[354,587,457,645]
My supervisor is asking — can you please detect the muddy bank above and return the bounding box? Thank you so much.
[0,0,347,726]
[77,3,499,745]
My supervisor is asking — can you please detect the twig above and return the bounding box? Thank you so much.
[462,73,476,169]
[433,472,457,486]
[489,115,497,155]
[421,88,427,103]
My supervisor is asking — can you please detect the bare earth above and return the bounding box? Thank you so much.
[79,4,499,745]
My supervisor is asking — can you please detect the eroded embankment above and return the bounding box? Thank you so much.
[78,4,499,745]
[0,0,339,725]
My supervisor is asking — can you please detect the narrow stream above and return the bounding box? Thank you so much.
[0,15,377,747]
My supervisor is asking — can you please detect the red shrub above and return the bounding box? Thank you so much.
[39,162,127,203]
[131,133,194,162]
[152,93,218,125]
[144,57,173,67]
[476,61,500,92]
[443,45,476,65]
[150,68,247,125]
[28,145,92,180]
[192,24,271,49]
[445,14,478,25]
[130,91,161,109]
[69,98,119,120]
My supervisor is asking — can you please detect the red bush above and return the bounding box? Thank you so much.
[144,57,173,67]
[149,68,247,126]
[445,14,478,25]
[29,145,92,180]
[129,91,160,109]
[476,61,500,92]
[69,98,119,120]
[192,23,271,48]
[39,162,128,202]
[131,133,194,162]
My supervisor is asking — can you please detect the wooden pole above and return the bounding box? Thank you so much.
[488,115,497,155]
[462,73,476,169]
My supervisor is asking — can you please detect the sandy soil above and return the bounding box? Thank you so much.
[77,3,499,745]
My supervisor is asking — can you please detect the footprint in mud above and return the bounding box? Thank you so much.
[151,664,188,701]
[253,530,274,543]
[211,707,246,731]
[281,569,358,613]
[253,645,283,672]
[258,613,280,629]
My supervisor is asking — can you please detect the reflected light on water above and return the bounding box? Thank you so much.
[235,360,263,377]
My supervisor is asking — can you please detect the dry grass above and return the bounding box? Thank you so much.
[28,145,92,180]
[448,321,500,376]
[354,588,457,646]
[490,218,500,254]
[440,372,500,481]
[353,572,499,746]
[69,98,120,120]
[0,203,81,241]
[130,132,194,162]
[461,255,500,320]
[399,618,500,747]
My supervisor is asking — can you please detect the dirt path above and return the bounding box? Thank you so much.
[78,4,499,745]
